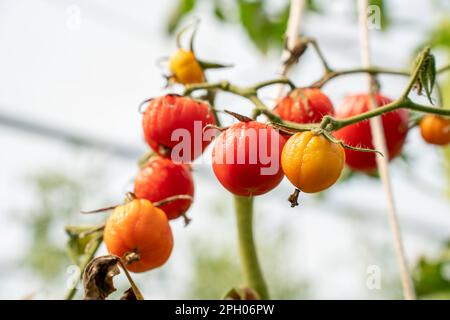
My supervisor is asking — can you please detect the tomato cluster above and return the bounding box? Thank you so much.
[101,44,449,275]
[104,92,216,272]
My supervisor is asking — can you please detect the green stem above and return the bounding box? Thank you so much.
[253,78,296,91]
[248,95,281,122]
[310,67,410,88]
[283,99,450,132]
[234,195,269,300]
[304,37,333,73]
[182,48,450,134]
[438,64,450,74]
[64,236,103,300]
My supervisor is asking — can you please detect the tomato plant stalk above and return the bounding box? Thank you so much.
[234,195,269,299]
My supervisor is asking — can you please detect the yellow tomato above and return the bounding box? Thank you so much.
[419,115,450,146]
[169,49,205,85]
[281,131,345,193]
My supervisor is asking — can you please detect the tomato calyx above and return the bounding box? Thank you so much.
[304,127,385,157]
[80,193,193,223]
[224,109,253,122]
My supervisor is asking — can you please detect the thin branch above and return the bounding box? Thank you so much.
[153,195,193,207]
[310,67,410,88]
[357,0,416,300]
[304,37,332,73]
[438,64,450,74]
[182,77,450,134]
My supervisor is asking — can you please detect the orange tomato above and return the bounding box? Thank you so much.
[169,49,205,85]
[281,131,345,193]
[103,199,173,273]
[419,115,450,146]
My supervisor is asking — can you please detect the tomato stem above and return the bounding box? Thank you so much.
[233,195,269,300]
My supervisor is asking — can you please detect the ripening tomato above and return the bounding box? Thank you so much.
[103,199,173,273]
[333,93,409,172]
[169,49,205,85]
[212,121,286,196]
[281,131,345,193]
[419,115,450,146]
[142,94,216,162]
[274,88,335,124]
[134,155,194,220]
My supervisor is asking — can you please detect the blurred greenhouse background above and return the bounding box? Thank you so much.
[0,0,449,299]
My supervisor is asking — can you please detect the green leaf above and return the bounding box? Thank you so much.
[413,243,450,298]
[66,225,104,266]
[414,51,437,104]
[166,0,197,34]
[237,0,289,54]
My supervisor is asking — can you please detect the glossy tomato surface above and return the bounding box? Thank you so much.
[169,49,205,85]
[281,131,345,193]
[420,115,450,146]
[274,88,334,123]
[333,93,409,172]
[212,121,286,196]
[142,94,216,162]
[104,199,173,273]
[134,156,194,220]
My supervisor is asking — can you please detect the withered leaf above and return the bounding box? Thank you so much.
[83,255,120,300]
[413,50,436,105]
[120,287,137,300]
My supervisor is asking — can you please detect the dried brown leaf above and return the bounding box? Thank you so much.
[83,255,120,300]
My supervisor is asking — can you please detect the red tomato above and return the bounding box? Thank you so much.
[333,93,409,172]
[274,88,334,123]
[142,94,216,162]
[212,121,286,196]
[134,156,194,220]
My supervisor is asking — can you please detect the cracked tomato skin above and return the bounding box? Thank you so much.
[333,93,409,172]
[104,199,173,273]
[142,95,216,162]
[419,115,450,146]
[274,88,335,124]
[281,131,345,193]
[169,49,205,85]
[134,156,194,220]
[212,121,286,196]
